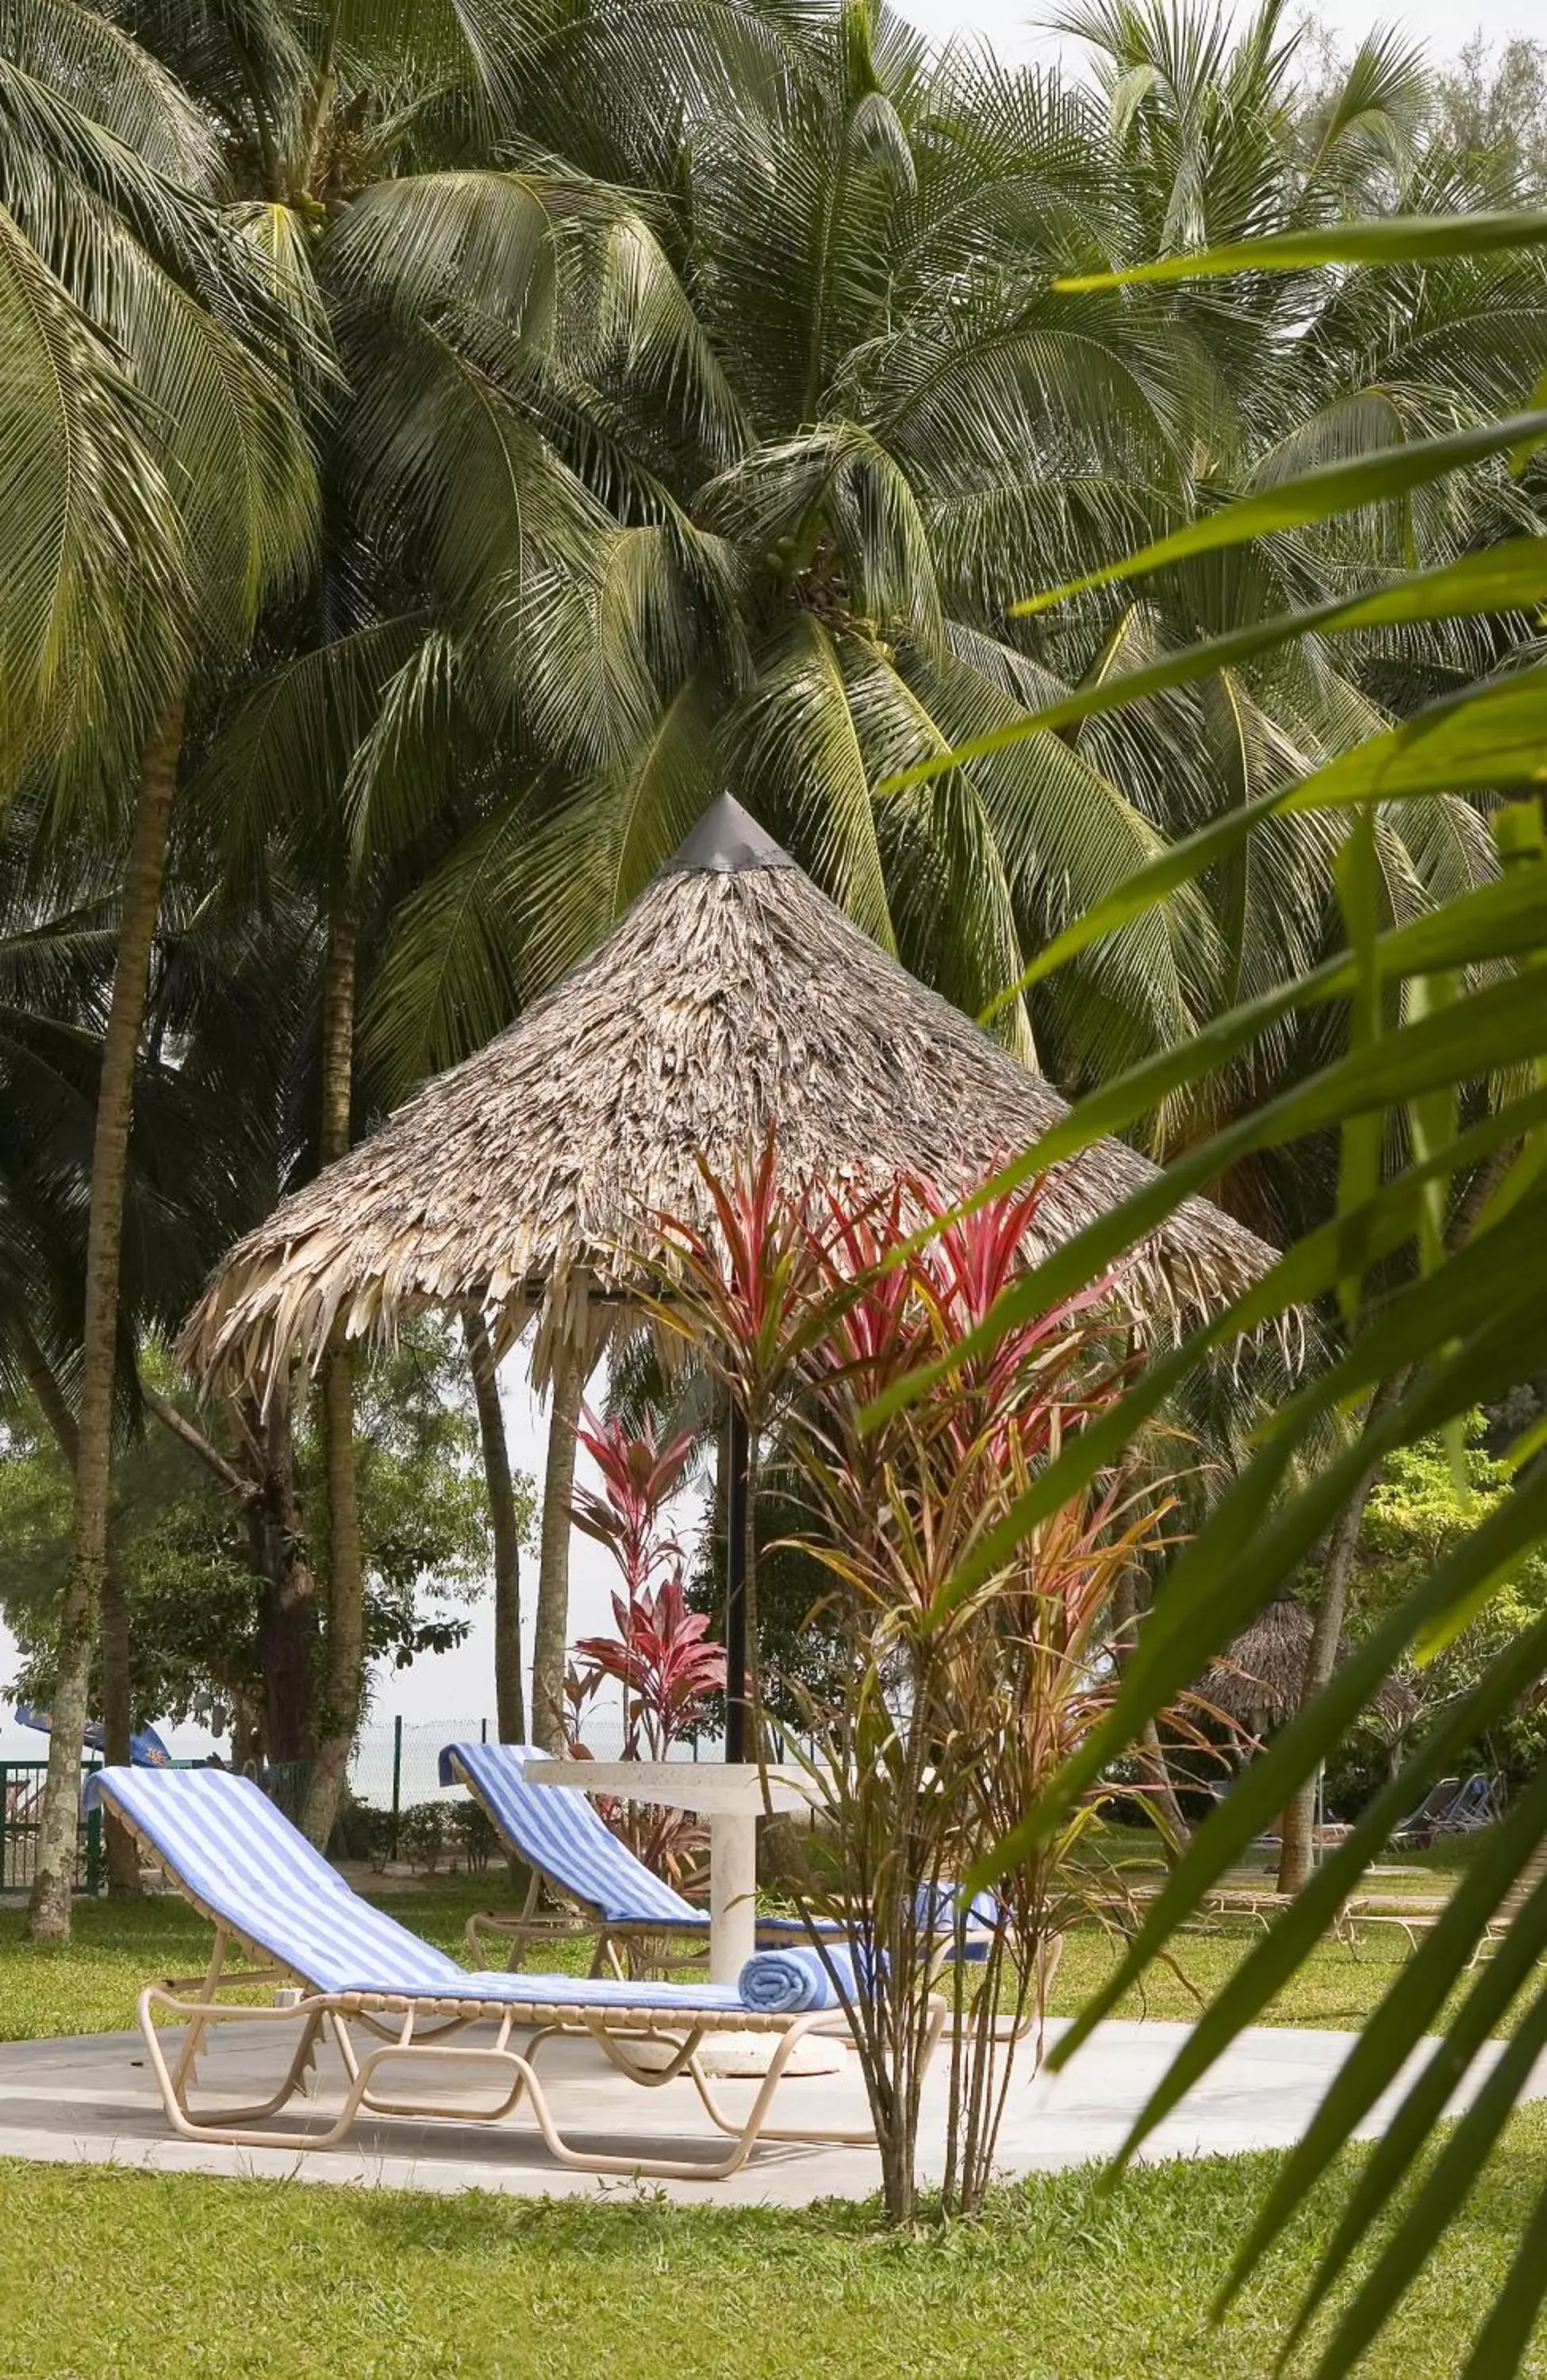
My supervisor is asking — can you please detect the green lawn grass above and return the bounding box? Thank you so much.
[1,2116,1542,2379]
[0,1872,1426,2043]
[0,1872,541,2041]
[0,1850,1534,2378]
[0,1843,1480,2045]
[1050,1915,1424,2029]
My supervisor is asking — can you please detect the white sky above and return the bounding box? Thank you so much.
[0,0,1535,1768]
[900,0,1536,64]
[349,1358,662,1748]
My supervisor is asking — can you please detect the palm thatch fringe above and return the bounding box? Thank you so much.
[1205,1597,1318,1729]
[182,797,1276,1395]
[1207,1595,1407,1729]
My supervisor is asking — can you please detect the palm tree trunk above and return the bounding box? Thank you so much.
[465,1310,524,1742]
[28,698,182,1941]
[13,1318,139,1894]
[531,1332,585,1752]
[300,909,363,1849]
[11,1315,77,1459]
[1110,1572,1190,1851]
[1276,1369,1411,1896]
[1276,1492,1366,1895]
[247,1392,319,1768]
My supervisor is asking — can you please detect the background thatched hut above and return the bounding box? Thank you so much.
[1205,1595,1409,1743]
[183,792,1280,1759]
[1204,1596,1318,1736]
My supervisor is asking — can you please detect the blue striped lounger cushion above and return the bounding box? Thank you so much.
[85,1768,745,2013]
[438,1741,706,1927]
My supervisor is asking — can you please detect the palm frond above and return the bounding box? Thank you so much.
[486,669,724,997]
[361,789,541,1092]
[0,0,222,186]
[724,613,896,949]
[189,616,428,894]
[0,205,183,797]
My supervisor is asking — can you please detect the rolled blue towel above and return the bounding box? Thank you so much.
[739,1944,866,2013]
[915,1883,998,1934]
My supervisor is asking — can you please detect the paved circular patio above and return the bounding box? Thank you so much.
[0,2015,1537,2207]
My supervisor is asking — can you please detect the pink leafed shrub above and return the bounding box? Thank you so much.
[573,1574,726,1760]
[566,1409,723,1892]
[646,1135,1207,2220]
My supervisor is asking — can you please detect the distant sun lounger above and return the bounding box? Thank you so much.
[442,1741,1046,2043]
[441,1738,800,1971]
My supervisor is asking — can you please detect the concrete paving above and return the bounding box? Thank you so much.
[1,2014,1541,2207]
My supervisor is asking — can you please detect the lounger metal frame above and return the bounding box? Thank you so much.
[462,1874,842,1979]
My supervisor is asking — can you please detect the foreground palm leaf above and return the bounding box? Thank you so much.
[911,209,1547,2378]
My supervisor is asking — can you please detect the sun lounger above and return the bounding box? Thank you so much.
[88,1766,942,2181]
[1338,1891,1452,1955]
[441,1741,1006,1982]
[441,1740,981,1974]
[1431,1772,1499,1836]
[1110,1874,1453,1955]
[1391,1776,1461,1849]
[441,1740,738,1971]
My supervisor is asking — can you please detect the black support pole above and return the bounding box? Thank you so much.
[725,1401,750,1763]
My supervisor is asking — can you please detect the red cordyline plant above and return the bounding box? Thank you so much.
[566,1410,722,1895]
[573,1576,726,1761]
[570,1408,694,1607]
[651,1138,1209,2224]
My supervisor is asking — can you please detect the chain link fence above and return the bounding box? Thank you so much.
[341,1715,733,1867]
[350,1714,724,1835]
[1,1720,818,1891]
[0,1760,104,1894]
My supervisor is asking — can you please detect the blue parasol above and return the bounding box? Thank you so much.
[13,1704,173,1766]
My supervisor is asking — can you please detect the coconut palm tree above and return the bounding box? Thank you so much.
[2,0,317,1935]
[324,0,1543,1731]
[946,168,1547,2351]
[15,0,1540,1871]
[347,6,1220,1097]
[348,0,1537,1134]
[294,9,1230,1739]
[262,0,1533,1752]
[80,0,819,1811]
[0,789,310,1884]
[1045,0,1547,1883]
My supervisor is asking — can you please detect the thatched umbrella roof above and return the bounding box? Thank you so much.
[1206,1596,1407,1730]
[183,793,1276,1393]
[1205,1597,1315,1728]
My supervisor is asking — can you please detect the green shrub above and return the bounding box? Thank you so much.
[397,1802,446,1873]
[450,1798,498,1873]
[332,1798,392,1865]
